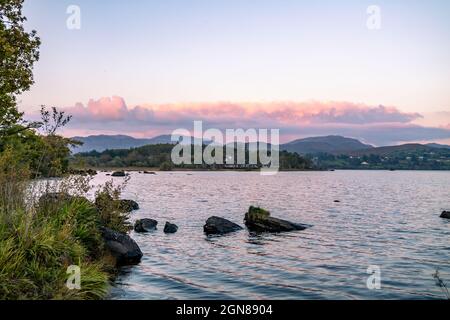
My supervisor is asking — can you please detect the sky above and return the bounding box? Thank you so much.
[19,0,450,145]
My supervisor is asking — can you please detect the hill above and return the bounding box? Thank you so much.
[281,135,373,154]
[426,143,450,149]
[348,144,434,156]
[70,134,210,153]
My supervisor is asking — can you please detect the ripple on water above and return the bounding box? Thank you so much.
[100,171,450,300]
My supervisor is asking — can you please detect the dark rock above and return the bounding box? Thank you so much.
[87,169,98,175]
[68,168,97,176]
[244,206,309,233]
[100,227,143,265]
[143,171,156,175]
[111,171,126,177]
[440,211,450,219]
[118,199,140,212]
[134,219,158,232]
[334,200,341,203]
[164,222,178,234]
[203,216,243,235]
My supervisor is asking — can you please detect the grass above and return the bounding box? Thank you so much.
[0,147,129,300]
[433,269,450,300]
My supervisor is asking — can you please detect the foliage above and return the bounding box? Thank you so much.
[313,148,450,170]
[94,178,132,233]
[72,143,314,171]
[0,0,41,135]
[0,1,124,300]
[0,147,134,300]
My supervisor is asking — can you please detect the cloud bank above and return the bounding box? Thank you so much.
[52,96,450,146]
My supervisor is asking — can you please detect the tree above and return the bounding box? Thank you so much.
[1,0,41,136]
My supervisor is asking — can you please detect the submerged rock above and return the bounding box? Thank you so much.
[111,171,126,177]
[440,211,450,219]
[164,222,178,234]
[134,219,158,232]
[203,216,243,235]
[244,206,309,233]
[100,227,143,265]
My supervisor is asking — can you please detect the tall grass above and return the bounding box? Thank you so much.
[0,147,126,300]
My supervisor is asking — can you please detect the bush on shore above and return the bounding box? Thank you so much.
[0,148,129,300]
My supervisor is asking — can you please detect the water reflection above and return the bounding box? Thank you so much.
[94,170,450,300]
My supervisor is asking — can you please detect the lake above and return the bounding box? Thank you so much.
[92,170,450,300]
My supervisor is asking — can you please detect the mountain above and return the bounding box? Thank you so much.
[281,135,373,155]
[426,143,450,149]
[71,134,212,153]
[71,135,153,153]
[348,143,436,156]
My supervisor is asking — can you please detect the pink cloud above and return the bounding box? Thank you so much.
[65,98,421,126]
[37,96,450,145]
[121,100,421,126]
[68,96,129,121]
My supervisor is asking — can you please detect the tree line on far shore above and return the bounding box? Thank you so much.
[71,144,315,171]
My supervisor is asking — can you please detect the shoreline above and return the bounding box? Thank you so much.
[70,167,450,173]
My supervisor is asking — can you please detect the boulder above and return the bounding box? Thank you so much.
[203,216,243,235]
[164,222,178,234]
[440,211,450,219]
[244,206,309,233]
[68,169,97,176]
[111,171,126,177]
[134,219,158,232]
[100,227,143,265]
[118,199,140,212]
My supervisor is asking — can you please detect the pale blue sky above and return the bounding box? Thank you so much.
[20,0,450,114]
[16,1,450,144]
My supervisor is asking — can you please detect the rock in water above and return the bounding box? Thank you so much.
[111,171,126,177]
[134,219,158,232]
[100,227,143,265]
[244,206,309,233]
[119,199,140,212]
[203,216,243,235]
[440,211,450,219]
[164,222,178,234]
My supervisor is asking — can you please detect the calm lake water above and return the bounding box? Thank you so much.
[93,170,450,300]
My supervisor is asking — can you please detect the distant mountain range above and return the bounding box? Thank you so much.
[71,134,450,156]
[71,135,154,153]
[281,135,373,155]
[71,134,209,153]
